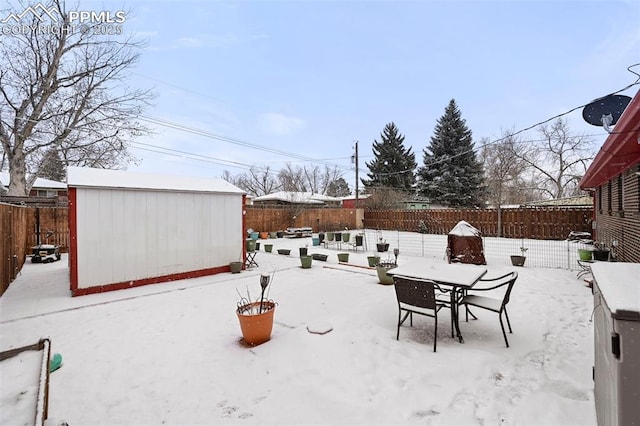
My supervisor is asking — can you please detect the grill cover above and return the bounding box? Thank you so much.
[447,221,486,265]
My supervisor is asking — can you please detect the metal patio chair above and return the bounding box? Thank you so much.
[460,271,518,347]
[393,276,448,352]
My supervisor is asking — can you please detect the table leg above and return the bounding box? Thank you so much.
[452,287,464,343]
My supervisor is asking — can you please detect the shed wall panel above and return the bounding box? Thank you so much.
[75,188,242,289]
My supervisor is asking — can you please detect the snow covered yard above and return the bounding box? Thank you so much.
[0,235,596,425]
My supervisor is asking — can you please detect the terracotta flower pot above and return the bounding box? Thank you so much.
[237,301,276,346]
[260,231,268,239]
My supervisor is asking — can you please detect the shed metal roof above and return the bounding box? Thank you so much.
[66,167,245,194]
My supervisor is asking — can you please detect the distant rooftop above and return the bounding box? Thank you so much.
[0,171,67,190]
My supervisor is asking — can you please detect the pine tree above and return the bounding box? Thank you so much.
[326,177,351,197]
[362,122,417,192]
[417,100,485,207]
[40,148,66,182]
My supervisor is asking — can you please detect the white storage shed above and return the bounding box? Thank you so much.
[67,167,246,296]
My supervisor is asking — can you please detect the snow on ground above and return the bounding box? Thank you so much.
[0,233,596,425]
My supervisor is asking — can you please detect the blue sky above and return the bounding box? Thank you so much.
[93,0,640,189]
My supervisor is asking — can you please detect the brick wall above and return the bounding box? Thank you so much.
[594,164,640,263]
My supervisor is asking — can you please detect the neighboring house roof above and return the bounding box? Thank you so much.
[252,191,341,204]
[66,167,245,194]
[580,89,640,189]
[0,171,67,191]
[340,194,371,200]
[523,196,593,207]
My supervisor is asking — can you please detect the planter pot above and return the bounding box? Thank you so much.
[327,232,335,242]
[236,301,276,346]
[246,239,256,252]
[229,261,243,274]
[334,232,342,242]
[318,233,325,243]
[376,243,389,253]
[337,253,349,263]
[342,232,351,243]
[376,263,396,285]
[510,255,526,267]
[300,256,312,269]
[311,253,328,262]
[593,250,610,261]
[355,235,363,247]
[277,249,291,255]
[264,244,273,253]
[312,237,320,246]
[255,242,260,251]
[367,256,380,267]
[270,232,278,239]
[578,249,593,261]
[276,232,284,238]
[260,231,268,239]
[299,247,308,257]
[250,232,259,240]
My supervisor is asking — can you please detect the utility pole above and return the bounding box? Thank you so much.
[354,141,359,209]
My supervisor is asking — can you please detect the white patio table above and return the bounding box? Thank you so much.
[387,261,488,343]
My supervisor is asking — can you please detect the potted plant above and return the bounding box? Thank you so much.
[229,261,243,274]
[376,255,397,285]
[376,237,389,253]
[510,246,527,267]
[311,253,328,261]
[578,248,593,261]
[300,255,312,269]
[236,274,276,346]
[592,242,610,261]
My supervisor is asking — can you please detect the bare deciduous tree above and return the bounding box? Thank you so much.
[223,166,280,197]
[0,0,153,195]
[481,133,529,236]
[511,118,595,199]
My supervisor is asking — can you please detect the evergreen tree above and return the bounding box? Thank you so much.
[326,177,351,197]
[362,122,417,192]
[40,148,66,182]
[417,99,485,207]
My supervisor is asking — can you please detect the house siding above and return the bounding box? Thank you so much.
[594,165,640,263]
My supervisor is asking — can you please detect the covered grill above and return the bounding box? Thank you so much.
[446,221,486,265]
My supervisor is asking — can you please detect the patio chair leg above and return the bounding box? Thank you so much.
[433,312,438,352]
[499,314,509,348]
[504,308,513,333]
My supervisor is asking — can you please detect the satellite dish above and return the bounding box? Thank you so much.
[582,94,632,132]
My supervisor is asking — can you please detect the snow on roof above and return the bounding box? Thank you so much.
[448,220,482,236]
[253,191,341,204]
[66,167,245,194]
[0,171,67,190]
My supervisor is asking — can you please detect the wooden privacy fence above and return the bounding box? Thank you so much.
[245,206,359,233]
[0,204,69,296]
[364,207,593,240]
[1,203,29,296]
